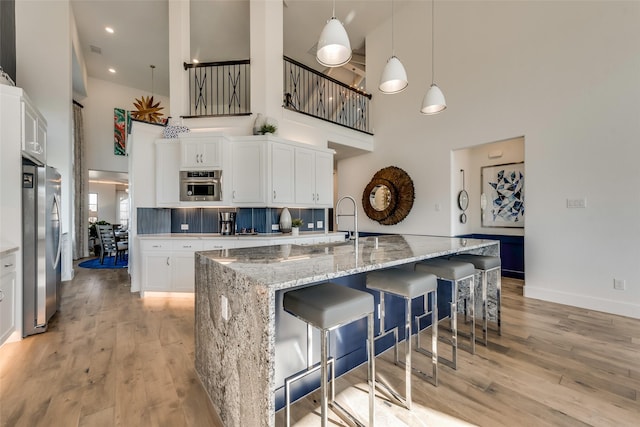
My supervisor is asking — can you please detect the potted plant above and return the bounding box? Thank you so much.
[291,218,303,236]
[259,123,277,135]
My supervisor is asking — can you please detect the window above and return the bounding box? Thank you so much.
[118,194,129,229]
[88,193,98,223]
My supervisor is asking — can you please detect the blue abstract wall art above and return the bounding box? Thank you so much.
[481,162,525,228]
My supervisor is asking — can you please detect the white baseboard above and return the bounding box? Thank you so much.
[524,286,640,319]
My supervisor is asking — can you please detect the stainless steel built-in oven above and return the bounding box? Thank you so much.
[180,170,222,201]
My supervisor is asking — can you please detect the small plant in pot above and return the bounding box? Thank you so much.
[291,218,303,236]
[259,123,277,135]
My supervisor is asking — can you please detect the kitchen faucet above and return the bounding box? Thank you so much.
[336,195,358,246]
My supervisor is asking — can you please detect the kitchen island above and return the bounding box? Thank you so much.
[195,234,499,427]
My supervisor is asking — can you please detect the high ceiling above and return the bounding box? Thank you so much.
[71,0,393,98]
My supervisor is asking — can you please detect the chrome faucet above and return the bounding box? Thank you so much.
[336,195,358,246]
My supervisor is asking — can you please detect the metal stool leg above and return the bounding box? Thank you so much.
[321,328,329,427]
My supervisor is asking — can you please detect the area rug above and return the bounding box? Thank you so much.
[78,255,128,269]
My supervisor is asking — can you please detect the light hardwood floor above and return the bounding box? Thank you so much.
[1,268,639,426]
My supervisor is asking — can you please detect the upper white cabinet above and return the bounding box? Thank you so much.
[295,148,333,207]
[156,141,181,206]
[21,97,46,165]
[181,136,223,169]
[231,139,267,205]
[270,143,295,205]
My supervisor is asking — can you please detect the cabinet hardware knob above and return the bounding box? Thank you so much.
[273,190,277,200]
[3,263,13,268]
[233,190,236,199]
[166,257,170,266]
[0,290,4,301]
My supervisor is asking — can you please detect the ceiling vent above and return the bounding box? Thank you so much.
[89,45,102,54]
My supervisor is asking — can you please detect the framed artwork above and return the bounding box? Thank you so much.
[481,162,524,228]
[114,108,130,156]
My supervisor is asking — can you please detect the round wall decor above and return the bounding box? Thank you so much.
[362,166,415,225]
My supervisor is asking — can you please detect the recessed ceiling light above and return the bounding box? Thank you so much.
[192,59,199,64]
[105,26,114,34]
[108,68,116,73]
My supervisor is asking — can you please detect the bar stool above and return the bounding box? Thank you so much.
[414,258,476,369]
[450,254,502,345]
[283,282,375,427]
[366,268,438,410]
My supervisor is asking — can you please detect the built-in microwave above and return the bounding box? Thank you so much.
[180,170,222,201]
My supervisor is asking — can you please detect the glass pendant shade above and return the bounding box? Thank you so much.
[316,17,352,67]
[420,83,447,115]
[379,56,408,94]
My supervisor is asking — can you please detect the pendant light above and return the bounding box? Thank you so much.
[316,0,352,67]
[379,0,408,94]
[421,0,446,114]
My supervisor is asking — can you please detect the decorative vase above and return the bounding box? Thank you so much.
[279,207,292,233]
[291,227,299,236]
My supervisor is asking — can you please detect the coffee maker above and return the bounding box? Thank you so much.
[219,212,236,235]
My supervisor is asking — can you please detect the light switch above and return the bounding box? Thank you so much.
[317,221,323,228]
[181,224,189,230]
[307,223,314,229]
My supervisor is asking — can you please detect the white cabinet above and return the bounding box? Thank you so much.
[231,140,267,204]
[181,137,223,169]
[294,148,333,207]
[0,253,17,345]
[270,143,295,205]
[171,240,203,292]
[155,141,181,206]
[140,240,206,294]
[21,97,46,165]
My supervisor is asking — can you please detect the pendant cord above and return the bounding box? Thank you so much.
[391,0,395,56]
[431,0,435,85]
[332,0,336,18]
[150,64,155,97]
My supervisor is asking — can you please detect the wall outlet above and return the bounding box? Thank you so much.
[181,223,189,231]
[272,224,280,231]
[435,203,441,212]
[221,295,229,320]
[317,220,323,228]
[567,198,587,208]
[307,223,314,229]
[613,278,626,290]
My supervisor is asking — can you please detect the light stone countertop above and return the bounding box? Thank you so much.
[137,231,345,241]
[197,234,499,292]
[195,234,499,427]
[0,242,19,257]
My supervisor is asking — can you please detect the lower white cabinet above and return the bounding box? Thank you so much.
[0,253,17,345]
[138,235,344,295]
[140,240,203,294]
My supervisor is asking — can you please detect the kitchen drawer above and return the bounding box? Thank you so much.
[140,240,171,251]
[1,254,16,275]
[172,240,204,251]
[202,240,236,251]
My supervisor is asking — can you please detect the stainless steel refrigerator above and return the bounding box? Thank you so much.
[22,160,62,337]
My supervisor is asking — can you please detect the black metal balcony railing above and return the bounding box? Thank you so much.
[183,60,251,118]
[283,56,372,135]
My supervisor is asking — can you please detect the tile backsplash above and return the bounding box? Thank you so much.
[137,207,327,235]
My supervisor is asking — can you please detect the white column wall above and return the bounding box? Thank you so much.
[16,0,74,281]
[338,1,640,318]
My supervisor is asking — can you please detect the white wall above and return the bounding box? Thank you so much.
[16,0,74,281]
[82,77,170,173]
[338,1,640,318]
